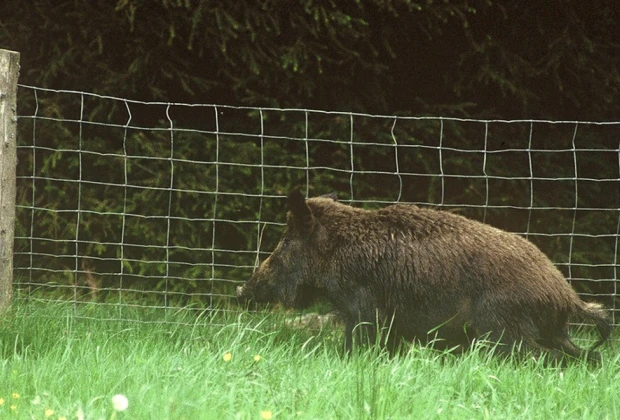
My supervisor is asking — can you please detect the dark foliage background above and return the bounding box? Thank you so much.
[1,0,619,312]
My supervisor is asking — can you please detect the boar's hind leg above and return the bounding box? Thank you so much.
[534,313,602,365]
[545,334,602,365]
[470,315,542,360]
[474,329,529,359]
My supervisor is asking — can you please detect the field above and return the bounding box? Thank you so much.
[0,299,618,420]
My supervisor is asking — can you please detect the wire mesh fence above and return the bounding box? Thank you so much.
[11,85,620,324]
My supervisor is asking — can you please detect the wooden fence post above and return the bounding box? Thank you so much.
[0,49,20,312]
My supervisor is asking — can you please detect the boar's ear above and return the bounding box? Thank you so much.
[320,191,338,201]
[287,189,314,232]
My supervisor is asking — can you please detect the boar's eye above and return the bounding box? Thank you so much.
[279,235,301,250]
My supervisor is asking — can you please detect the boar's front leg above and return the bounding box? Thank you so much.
[343,313,380,353]
[339,288,382,353]
[344,319,355,354]
[344,311,407,355]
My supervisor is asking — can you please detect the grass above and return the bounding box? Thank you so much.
[0,299,619,419]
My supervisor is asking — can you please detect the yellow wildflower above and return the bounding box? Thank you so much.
[253,355,262,362]
[261,410,273,419]
[223,352,232,362]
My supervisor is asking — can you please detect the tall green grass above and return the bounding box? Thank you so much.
[0,299,618,419]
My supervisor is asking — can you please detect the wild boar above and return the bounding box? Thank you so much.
[236,190,611,363]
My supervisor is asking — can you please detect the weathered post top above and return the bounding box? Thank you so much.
[0,48,20,313]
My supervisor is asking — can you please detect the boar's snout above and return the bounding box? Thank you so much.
[237,282,258,302]
[236,284,250,300]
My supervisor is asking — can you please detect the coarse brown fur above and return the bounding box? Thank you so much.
[237,190,611,364]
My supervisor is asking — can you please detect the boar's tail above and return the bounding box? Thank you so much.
[577,301,612,350]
